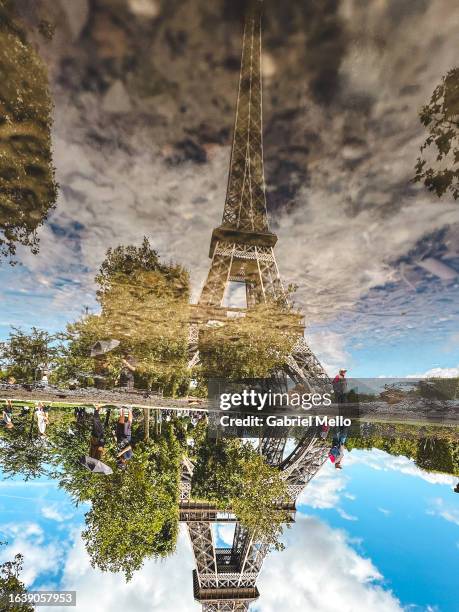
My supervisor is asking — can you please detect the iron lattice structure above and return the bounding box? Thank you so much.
[184,2,332,609]
[189,1,330,393]
[181,429,329,611]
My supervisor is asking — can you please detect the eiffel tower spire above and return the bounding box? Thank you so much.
[191,2,331,389]
[208,1,277,266]
[222,0,269,234]
[200,5,282,309]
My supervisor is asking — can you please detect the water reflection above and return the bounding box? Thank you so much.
[0,403,457,609]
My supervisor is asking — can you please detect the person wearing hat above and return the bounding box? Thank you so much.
[332,368,348,404]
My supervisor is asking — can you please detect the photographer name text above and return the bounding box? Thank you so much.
[219,415,351,427]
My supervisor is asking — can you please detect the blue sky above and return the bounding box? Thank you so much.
[297,451,459,611]
[1,448,455,612]
[340,333,459,378]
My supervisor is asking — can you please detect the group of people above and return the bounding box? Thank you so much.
[85,405,134,471]
[1,400,49,436]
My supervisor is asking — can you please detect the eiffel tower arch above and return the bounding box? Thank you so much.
[189,1,330,393]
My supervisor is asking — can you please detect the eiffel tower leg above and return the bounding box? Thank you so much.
[233,524,269,588]
[254,246,286,303]
[260,434,288,465]
[188,522,218,588]
[287,337,332,393]
[281,432,330,499]
[199,244,234,307]
[245,281,259,309]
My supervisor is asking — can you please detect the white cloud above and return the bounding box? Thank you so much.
[426,498,459,527]
[346,449,457,485]
[337,509,358,521]
[306,330,352,376]
[41,504,73,522]
[0,522,64,586]
[407,365,459,378]
[215,523,234,547]
[298,458,358,522]
[297,459,348,510]
[255,515,402,612]
[57,525,199,612]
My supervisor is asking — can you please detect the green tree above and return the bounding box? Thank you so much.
[0,406,77,480]
[417,377,459,401]
[231,454,291,550]
[346,423,459,476]
[0,327,57,383]
[198,303,300,380]
[81,434,181,581]
[47,409,182,579]
[52,317,99,387]
[191,437,290,549]
[416,437,457,475]
[414,67,459,200]
[0,0,58,263]
[0,543,34,612]
[55,238,191,395]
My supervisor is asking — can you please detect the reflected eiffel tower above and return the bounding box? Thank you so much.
[180,429,329,611]
[189,0,329,394]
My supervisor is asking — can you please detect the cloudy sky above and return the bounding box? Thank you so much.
[0,447,457,611]
[2,0,459,377]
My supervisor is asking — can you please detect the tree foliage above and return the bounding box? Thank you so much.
[81,434,181,581]
[346,423,459,476]
[231,454,291,550]
[198,304,300,380]
[0,326,57,383]
[1,406,183,581]
[0,543,34,612]
[414,67,459,200]
[191,437,290,548]
[0,0,58,263]
[55,238,191,395]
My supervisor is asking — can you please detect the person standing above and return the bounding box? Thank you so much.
[2,400,14,429]
[35,402,48,437]
[332,368,348,404]
[119,354,137,390]
[116,406,133,443]
[329,428,348,469]
[116,407,133,468]
[90,406,105,460]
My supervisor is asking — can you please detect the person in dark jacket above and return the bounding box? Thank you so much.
[89,406,105,460]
